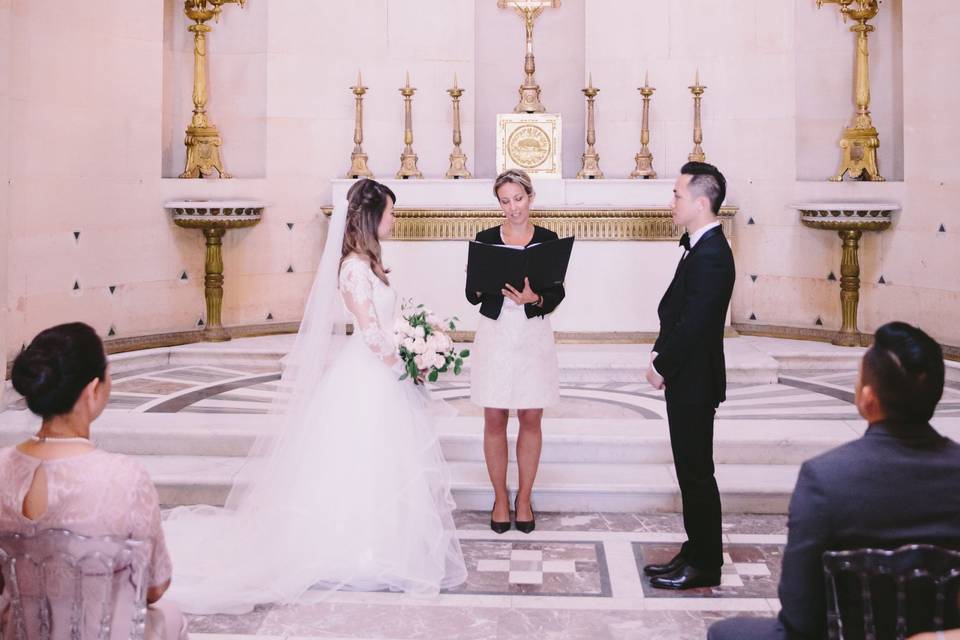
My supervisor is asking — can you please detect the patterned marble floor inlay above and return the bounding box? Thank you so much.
[633,543,783,598]
[451,539,611,597]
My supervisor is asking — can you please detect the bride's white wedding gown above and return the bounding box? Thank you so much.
[162,255,467,614]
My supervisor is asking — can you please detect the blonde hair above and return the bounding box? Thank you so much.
[493,169,534,199]
[340,179,395,285]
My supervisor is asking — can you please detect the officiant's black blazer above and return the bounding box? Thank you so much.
[466,225,565,320]
[652,225,734,407]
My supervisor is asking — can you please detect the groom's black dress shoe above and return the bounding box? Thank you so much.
[642,553,687,577]
[649,564,721,590]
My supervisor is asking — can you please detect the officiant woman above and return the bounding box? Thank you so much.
[465,168,564,535]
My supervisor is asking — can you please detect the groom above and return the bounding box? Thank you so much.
[644,161,735,589]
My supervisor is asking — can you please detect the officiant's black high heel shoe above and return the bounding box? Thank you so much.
[490,501,511,534]
[514,497,535,534]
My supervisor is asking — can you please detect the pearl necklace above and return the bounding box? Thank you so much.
[30,435,93,445]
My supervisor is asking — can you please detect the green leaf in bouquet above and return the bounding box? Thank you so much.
[448,321,456,331]
[399,373,408,381]
[455,358,463,367]
[459,349,470,358]
[428,370,439,383]
[454,363,462,375]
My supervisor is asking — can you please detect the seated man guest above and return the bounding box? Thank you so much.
[709,321,960,640]
[0,322,187,640]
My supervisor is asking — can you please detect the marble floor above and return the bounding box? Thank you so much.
[3,336,959,638]
[182,511,787,640]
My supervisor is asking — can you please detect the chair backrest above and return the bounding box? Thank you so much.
[0,529,151,640]
[823,544,960,640]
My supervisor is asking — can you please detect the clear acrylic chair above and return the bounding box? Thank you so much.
[0,529,150,640]
[823,544,960,640]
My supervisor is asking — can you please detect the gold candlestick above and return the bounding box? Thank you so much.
[577,74,603,179]
[396,72,423,179]
[630,70,657,179]
[179,0,245,179]
[347,70,373,178]
[498,0,560,113]
[817,0,884,181]
[446,74,472,179]
[688,69,707,162]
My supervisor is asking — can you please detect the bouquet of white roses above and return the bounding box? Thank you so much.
[394,301,470,384]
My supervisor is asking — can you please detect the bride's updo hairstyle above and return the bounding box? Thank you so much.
[341,178,396,285]
[11,322,107,419]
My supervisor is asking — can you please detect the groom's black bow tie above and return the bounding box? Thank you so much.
[679,233,691,251]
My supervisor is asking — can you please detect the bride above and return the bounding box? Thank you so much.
[163,179,467,614]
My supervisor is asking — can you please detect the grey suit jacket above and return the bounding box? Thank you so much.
[777,421,960,639]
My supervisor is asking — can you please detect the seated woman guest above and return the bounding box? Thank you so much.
[0,322,186,640]
[466,169,564,534]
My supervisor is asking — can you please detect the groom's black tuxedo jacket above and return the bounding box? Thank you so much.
[653,225,735,407]
[465,225,565,321]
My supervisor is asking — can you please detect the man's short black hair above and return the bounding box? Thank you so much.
[681,161,726,214]
[862,321,944,424]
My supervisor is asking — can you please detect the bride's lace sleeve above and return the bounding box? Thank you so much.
[339,258,401,370]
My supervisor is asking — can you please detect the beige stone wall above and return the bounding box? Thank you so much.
[2,0,959,361]
[1,0,11,394]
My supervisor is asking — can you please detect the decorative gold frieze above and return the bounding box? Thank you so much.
[322,206,737,241]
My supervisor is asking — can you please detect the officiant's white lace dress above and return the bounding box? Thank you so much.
[162,255,466,614]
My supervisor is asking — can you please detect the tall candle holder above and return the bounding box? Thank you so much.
[498,0,560,113]
[179,0,245,179]
[576,74,603,179]
[817,0,884,181]
[396,72,423,179]
[688,69,707,163]
[630,71,657,179]
[346,70,373,178]
[445,74,472,179]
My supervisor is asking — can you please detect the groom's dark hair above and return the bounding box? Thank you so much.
[681,162,726,214]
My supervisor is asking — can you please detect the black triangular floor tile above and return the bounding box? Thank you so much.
[266,312,274,320]
[108,285,116,295]
[107,327,116,337]
[287,265,294,273]
[878,275,886,285]
[286,223,294,230]
[815,317,823,326]
[197,318,205,327]
[73,231,81,241]
[938,224,946,233]
[747,217,755,225]
[750,274,758,283]
[827,272,837,281]
[72,280,80,291]
[749,313,757,321]
[180,271,188,281]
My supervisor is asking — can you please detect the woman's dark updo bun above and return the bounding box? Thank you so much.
[11,322,107,419]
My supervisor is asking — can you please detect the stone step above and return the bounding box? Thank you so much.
[0,411,865,465]
[138,454,800,514]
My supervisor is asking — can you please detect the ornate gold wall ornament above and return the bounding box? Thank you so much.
[498,0,560,113]
[793,202,897,346]
[631,72,657,179]
[179,0,245,179]
[576,75,604,179]
[347,70,373,178]
[322,206,737,241]
[688,70,706,163]
[166,201,265,341]
[446,75,472,179]
[497,113,562,177]
[817,0,884,181]
[396,72,423,179]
